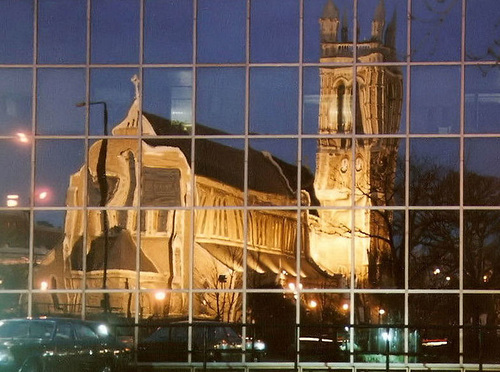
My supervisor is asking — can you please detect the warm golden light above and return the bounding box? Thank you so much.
[154,291,166,301]
[16,132,30,144]
[342,303,349,311]
[40,281,48,291]
[378,308,386,315]
[309,300,318,309]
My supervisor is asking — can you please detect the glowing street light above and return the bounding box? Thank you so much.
[16,132,30,144]
[155,291,166,301]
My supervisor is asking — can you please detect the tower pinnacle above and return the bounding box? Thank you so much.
[319,0,340,42]
[371,0,386,41]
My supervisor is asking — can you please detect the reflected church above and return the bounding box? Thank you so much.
[34,0,402,322]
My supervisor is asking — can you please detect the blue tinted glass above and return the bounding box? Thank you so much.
[303,67,320,134]
[466,0,500,61]
[91,0,140,64]
[37,69,86,135]
[250,0,299,63]
[38,0,87,64]
[197,0,246,63]
[144,0,193,64]
[0,0,33,64]
[411,0,461,61]
[410,66,460,134]
[0,69,32,135]
[89,68,138,135]
[465,66,500,134]
[196,68,245,134]
[143,68,193,132]
[35,139,85,207]
[0,140,31,207]
[250,67,298,135]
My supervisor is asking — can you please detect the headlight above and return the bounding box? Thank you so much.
[96,324,109,337]
[0,349,14,365]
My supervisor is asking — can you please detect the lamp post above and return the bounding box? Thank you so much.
[76,101,110,313]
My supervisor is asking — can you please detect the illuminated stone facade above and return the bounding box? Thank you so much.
[34,0,402,319]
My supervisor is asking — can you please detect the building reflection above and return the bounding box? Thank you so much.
[29,0,402,324]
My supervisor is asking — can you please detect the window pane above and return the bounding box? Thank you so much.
[465,65,500,133]
[250,0,299,63]
[37,69,85,135]
[354,294,404,363]
[195,139,244,206]
[35,139,84,207]
[410,66,460,134]
[197,0,246,63]
[0,211,30,291]
[410,0,461,62]
[0,1,33,64]
[409,294,459,363]
[464,295,500,363]
[194,220,243,289]
[248,138,298,206]
[250,67,298,135]
[144,0,193,64]
[464,138,500,206]
[196,68,245,135]
[356,210,405,289]
[90,68,138,135]
[87,139,139,208]
[91,0,140,64]
[143,68,192,134]
[464,210,500,290]
[0,69,32,135]
[466,0,500,61]
[409,210,459,289]
[0,140,31,207]
[410,138,459,206]
[142,139,190,208]
[38,0,86,64]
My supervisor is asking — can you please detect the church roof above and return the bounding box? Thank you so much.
[142,112,319,206]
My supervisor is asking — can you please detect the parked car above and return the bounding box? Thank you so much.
[0,317,132,372]
[137,320,266,362]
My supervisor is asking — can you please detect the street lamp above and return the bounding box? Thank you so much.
[76,100,110,313]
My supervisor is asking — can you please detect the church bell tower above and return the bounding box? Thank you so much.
[313,0,403,285]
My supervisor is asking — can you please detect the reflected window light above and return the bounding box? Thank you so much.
[6,194,19,207]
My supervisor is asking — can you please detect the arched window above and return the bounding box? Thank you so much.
[337,83,346,133]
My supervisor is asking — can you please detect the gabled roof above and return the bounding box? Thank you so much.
[142,112,319,206]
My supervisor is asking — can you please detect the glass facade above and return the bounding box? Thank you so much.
[0,0,499,369]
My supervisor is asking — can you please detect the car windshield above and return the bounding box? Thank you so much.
[0,320,55,340]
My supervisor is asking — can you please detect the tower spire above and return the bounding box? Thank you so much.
[384,8,397,48]
[371,0,386,41]
[319,0,340,43]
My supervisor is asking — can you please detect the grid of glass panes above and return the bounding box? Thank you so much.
[0,0,499,367]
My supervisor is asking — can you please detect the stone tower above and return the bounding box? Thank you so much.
[313,0,403,286]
